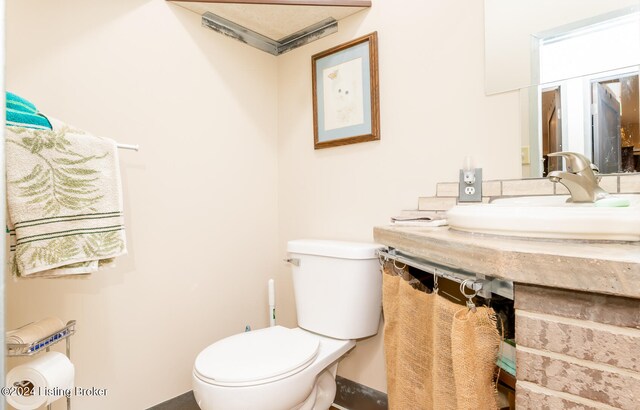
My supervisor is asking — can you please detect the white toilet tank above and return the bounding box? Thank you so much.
[287,239,383,340]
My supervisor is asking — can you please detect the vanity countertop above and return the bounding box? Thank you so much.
[373,225,640,299]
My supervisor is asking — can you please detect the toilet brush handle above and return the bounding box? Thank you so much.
[268,279,276,326]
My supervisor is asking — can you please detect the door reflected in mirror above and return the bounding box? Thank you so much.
[534,71,639,177]
[541,87,562,176]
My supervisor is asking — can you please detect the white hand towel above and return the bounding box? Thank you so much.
[6,317,65,345]
[391,212,448,227]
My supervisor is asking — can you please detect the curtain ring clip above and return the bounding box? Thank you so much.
[460,279,477,312]
[392,259,406,276]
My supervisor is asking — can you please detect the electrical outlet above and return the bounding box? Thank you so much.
[458,168,482,202]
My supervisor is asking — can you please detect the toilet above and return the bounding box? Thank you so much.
[192,239,383,410]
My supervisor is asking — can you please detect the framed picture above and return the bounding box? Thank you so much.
[312,32,380,149]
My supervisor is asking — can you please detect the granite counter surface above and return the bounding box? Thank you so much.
[373,226,640,299]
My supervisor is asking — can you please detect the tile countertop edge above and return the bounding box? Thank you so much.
[373,226,640,300]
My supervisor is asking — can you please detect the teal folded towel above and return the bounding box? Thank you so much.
[7,108,53,130]
[5,92,52,130]
[7,91,37,113]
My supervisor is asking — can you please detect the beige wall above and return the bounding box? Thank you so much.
[276,0,521,392]
[5,1,279,408]
[5,0,523,407]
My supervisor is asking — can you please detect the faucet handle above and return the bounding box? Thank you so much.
[548,151,592,173]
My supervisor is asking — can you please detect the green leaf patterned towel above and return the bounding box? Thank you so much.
[6,118,127,277]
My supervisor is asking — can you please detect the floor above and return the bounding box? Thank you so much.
[147,391,344,410]
[147,391,199,410]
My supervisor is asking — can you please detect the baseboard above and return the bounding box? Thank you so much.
[335,376,388,410]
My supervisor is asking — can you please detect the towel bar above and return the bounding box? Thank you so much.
[116,143,139,151]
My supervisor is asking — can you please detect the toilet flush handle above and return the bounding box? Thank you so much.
[284,258,300,266]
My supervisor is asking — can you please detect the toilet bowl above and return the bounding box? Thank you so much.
[193,240,382,410]
[193,326,355,410]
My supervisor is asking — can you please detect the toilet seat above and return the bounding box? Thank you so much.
[194,326,320,387]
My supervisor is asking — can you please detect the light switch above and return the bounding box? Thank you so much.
[521,146,530,165]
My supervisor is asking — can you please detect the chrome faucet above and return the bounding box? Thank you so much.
[547,152,609,203]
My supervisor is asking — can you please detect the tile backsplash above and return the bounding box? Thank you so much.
[502,179,554,196]
[419,174,640,212]
[620,174,640,193]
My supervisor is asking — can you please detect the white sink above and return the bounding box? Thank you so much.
[447,194,640,241]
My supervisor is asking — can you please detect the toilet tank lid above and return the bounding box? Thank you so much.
[287,239,383,259]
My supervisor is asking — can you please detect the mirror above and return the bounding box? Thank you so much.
[485,0,640,94]
[485,0,640,177]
